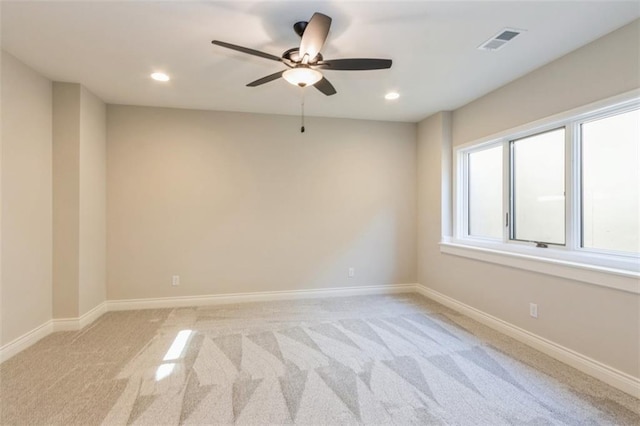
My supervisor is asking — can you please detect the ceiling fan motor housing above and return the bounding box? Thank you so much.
[283,48,323,65]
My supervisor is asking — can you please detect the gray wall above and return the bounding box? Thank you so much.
[417,20,640,377]
[1,51,53,345]
[107,106,417,300]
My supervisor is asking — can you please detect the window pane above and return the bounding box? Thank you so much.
[468,145,503,239]
[512,128,565,245]
[582,109,640,253]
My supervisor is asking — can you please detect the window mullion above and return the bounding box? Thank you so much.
[503,140,511,243]
[456,149,467,239]
[462,151,468,238]
[565,123,578,250]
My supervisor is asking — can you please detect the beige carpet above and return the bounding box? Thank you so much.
[1,293,638,425]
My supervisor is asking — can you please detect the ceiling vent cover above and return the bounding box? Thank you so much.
[478,28,524,51]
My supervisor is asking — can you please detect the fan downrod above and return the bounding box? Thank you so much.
[293,21,308,37]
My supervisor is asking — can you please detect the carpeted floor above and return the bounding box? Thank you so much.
[1,293,638,425]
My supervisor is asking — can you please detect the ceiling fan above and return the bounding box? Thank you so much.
[211,12,392,96]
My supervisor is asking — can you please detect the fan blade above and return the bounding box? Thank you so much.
[318,58,392,70]
[247,71,285,87]
[212,40,282,62]
[299,13,332,62]
[314,77,337,96]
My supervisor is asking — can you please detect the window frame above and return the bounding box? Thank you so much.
[508,126,567,246]
[577,107,640,257]
[460,141,505,243]
[450,91,640,292]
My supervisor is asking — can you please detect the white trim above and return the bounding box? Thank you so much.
[79,302,108,328]
[0,320,53,363]
[106,284,416,311]
[452,90,640,282]
[1,302,107,362]
[440,241,640,294]
[415,284,640,398]
[52,302,108,332]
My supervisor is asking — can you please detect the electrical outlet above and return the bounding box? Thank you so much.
[348,267,355,278]
[172,275,180,286]
[529,303,538,318]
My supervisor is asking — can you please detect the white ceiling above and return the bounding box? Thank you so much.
[2,1,638,122]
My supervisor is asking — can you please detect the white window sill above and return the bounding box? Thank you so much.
[440,239,640,294]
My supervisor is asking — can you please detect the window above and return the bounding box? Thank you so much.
[511,128,565,245]
[468,145,503,239]
[581,109,640,254]
[454,94,639,277]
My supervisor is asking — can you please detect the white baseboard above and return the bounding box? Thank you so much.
[3,281,638,399]
[0,320,53,363]
[106,283,416,311]
[0,302,108,363]
[52,302,108,332]
[415,284,640,398]
[1,284,414,363]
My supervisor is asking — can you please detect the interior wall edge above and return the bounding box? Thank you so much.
[0,320,53,364]
[52,82,81,319]
[51,300,107,332]
[77,84,107,318]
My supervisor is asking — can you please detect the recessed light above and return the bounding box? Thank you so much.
[151,72,170,82]
[385,92,400,100]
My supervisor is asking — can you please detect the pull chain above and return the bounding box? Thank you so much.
[300,86,305,133]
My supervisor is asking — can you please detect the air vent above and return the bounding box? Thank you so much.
[478,28,524,51]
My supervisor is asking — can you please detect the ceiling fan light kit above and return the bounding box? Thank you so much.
[283,66,322,87]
